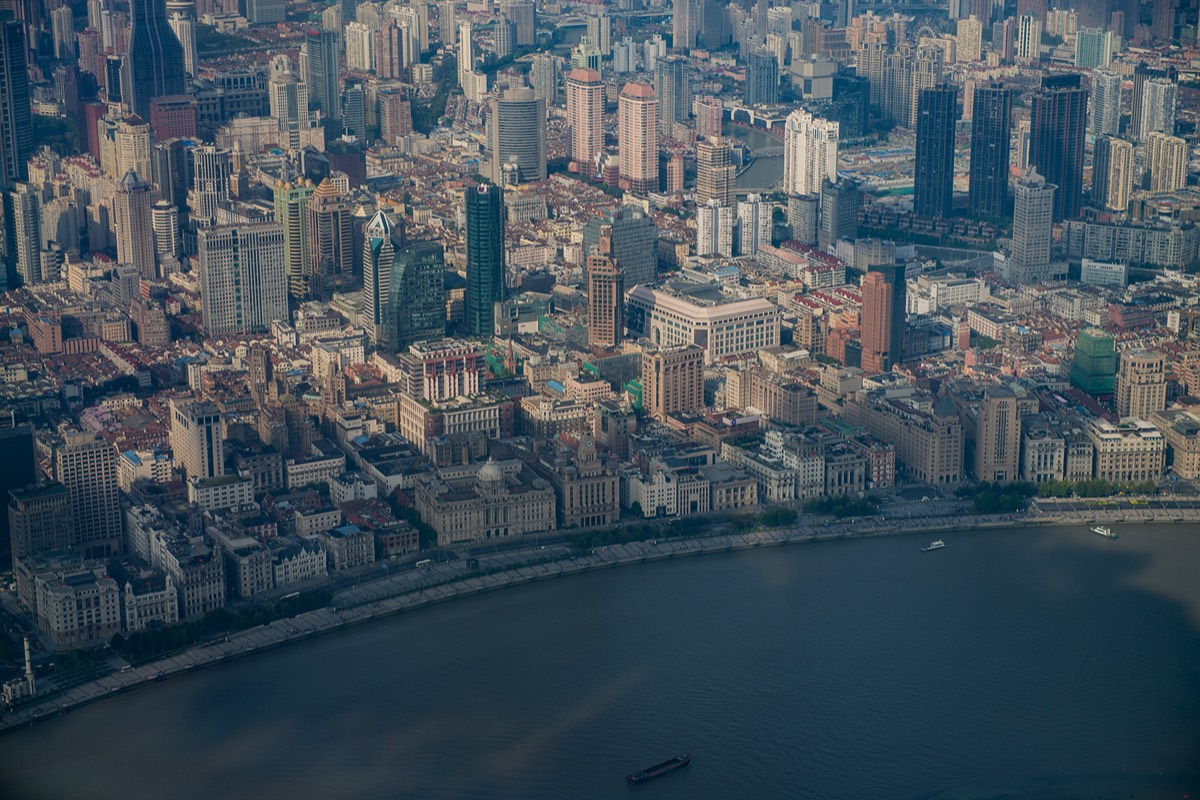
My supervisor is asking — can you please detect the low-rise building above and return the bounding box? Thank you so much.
[34,567,121,651]
[1152,408,1200,480]
[318,524,376,571]
[188,475,255,512]
[413,460,556,546]
[1088,418,1165,484]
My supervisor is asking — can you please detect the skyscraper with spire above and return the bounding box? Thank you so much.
[363,209,405,343]
[124,0,186,118]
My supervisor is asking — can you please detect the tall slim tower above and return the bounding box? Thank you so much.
[672,0,696,51]
[587,226,624,349]
[1138,78,1176,140]
[1092,135,1134,212]
[125,0,186,118]
[618,82,658,195]
[654,55,690,133]
[1146,132,1188,193]
[114,170,157,279]
[975,387,1021,483]
[530,53,560,107]
[275,178,316,299]
[566,68,604,173]
[464,184,506,337]
[269,55,311,151]
[745,50,779,106]
[305,179,354,299]
[1088,70,1121,137]
[969,82,1012,218]
[0,21,31,190]
[1007,167,1056,284]
[381,241,447,350]
[1028,74,1087,222]
[54,432,122,559]
[489,88,547,184]
[304,29,340,120]
[860,265,906,374]
[6,184,41,287]
[363,209,405,343]
[914,85,958,219]
[782,109,839,197]
[694,137,736,207]
[168,13,197,78]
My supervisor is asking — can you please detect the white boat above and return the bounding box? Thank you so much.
[1091,526,1117,539]
[921,540,945,552]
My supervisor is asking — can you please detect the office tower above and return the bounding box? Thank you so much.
[169,398,225,481]
[493,17,515,59]
[439,0,456,46]
[531,53,559,107]
[586,11,612,56]
[6,184,40,287]
[570,35,601,72]
[1117,350,1167,420]
[694,96,722,140]
[654,55,690,133]
[363,209,405,342]
[699,0,728,49]
[458,21,475,87]
[191,145,232,226]
[498,0,535,47]
[8,483,73,562]
[583,205,657,287]
[1016,14,1041,62]
[819,179,858,252]
[376,19,417,79]
[1088,70,1121,137]
[346,23,374,72]
[914,85,958,219]
[696,199,735,257]
[1074,28,1111,69]
[1028,74,1086,222]
[860,265,906,374]
[642,345,704,421]
[1146,132,1188,193]
[125,0,186,118]
[1070,328,1117,395]
[1139,78,1176,139]
[151,139,189,210]
[304,29,340,120]
[673,0,696,51]
[737,194,771,257]
[274,178,315,298]
[694,137,736,207]
[618,82,658,195]
[379,88,413,144]
[54,432,122,559]
[587,226,623,349]
[0,422,37,563]
[975,387,1021,483]
[465,183,506,337]
[1007,167,1056,284]
[380,242,446,350]
[114,171,157,280]
[167,13,196,77]
[305,179,354,300]
[197,223,288,335]
[956,15,983,61]
[342,79,366,140]
[566,68,604,173]
[745,51,779,105]
[968,83,1012,218]
[0,21,32,190]
[489,88,547,185]
[52,6,75,61]
[1092,135,1134,212]
[248,0,287,24]
[783,109,839,197]
[152,199,181,259]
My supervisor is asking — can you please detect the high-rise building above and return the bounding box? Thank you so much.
[305,179,354,299]
[1151,0,1176,41]
[1092,135,1134,212]
[363,209,405,342]
[618,82,658,195]
[570,35,601,72]
[489,88,546,184]
[197,224,288,335]
[439,0,457,47]
[860,265,906,374]
[499,0,535,47]
[8,483,73,562]
[1028,74,1086,222]
[582,205,657,287]
[6,184,41,286]
[1016,13,1041,63]
[493,16,516,59]
[1074,27,1112,69]
[464,184,506,337]
[342,79,366,140]
[642,345,704,421]
[0,422,39,564]
[736,194,771,257]
[0,21,32,191]
[346,23,374,72]
[566,68,604,173]
[880,44,943,129]
[269,56,312,151]
[191,145,232,226]
[654,55,690,133]
[1117,350,1167,421]
[530,53,560,107]
[1070,328,1117,396]
[975,386,1021,483]
[169,398,225,482]
[380,241,447,350]
[114,170,157,280]
[304,29,340,120]
[1131,65,1174,141]
[782,109,839,197]
[125,0,186,118]
[168,13,196,77]
[275,178,316,298]
[788,193,820,245]
[52,6,76,61]
[1088,70,1121,137]
[1146,132,1188,194]
[696,199,735,257]
[673,0,696,51]
[819,179,858,253]
[693,96,723,139]
[956,15,983,61]
[151,199,181,260]
[745,50,779,105]
[1006,167,1056,284]
[694,137,736,207]
[379,88,414,144]
[586,10,612,56]
[969,83,1012,218]
[914,85,958,219]
[587,226,624,349]
[54,432,122,559]
[1139,78,1177,140]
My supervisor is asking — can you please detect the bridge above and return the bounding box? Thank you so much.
[754,146,783,157]
[554,10,672,27]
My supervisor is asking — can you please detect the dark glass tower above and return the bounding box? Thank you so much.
[969,82,1013,218]
[582,205,657,287]
[382,241,447,350]
[125,0,186,118]
[464,184,506,337]
[914,84,958,219]
[1029,74,1087,222]
[1,20,32,291]
[304,29,340,121]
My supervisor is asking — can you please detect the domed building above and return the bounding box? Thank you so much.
[413,458,556,546]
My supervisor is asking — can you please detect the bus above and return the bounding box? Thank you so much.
[415,559,433,568]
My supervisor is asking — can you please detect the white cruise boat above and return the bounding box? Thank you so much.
[921,540,945,552]
[1091,526,1117,539]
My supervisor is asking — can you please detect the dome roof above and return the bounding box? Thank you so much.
[477,458,503,483]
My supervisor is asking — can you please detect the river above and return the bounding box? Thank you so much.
[2,523,1198,799]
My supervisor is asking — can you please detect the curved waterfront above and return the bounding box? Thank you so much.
[1,523,1198,799]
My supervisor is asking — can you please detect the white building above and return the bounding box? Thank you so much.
[737,194,772,257]
[625,285,783,364]
[1080,258,1128,288]
[696,199,735,257]
[197,224,287,335]
[782,109,839,196]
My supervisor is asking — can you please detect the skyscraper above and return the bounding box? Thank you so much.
[1092,135,1134,212]
[363,209,405,342]
[380,241,447,350]
[114,170,157,279]
[1016,13,1041,62]
[1146,132,1188,193]
[306,179,354,300]
[582,205,657,287]
[694,137,735,207]
[1131,65,1173,140]
[1006,167,1056,284]
[1074,27,1112,69]
[7,483,73,563]
[914,85,958,219]
[197,224,288,335]
[975,387,1021,483]
[819,179,858,253]
[341,79,366,140]
[860,265,906,374]
[0,21,32,191]
[499,0,535,47]
[152,199,181,259]
[530,53,560,107]
[736,194,771,257]
[696,199,735,257]
[956,15,983,61]
[566,68,604,173]
[642,345,704,421]
[6,184,41,287]
[1117,350,1167,421]
[168,13,196,78]
[169,398,225,482]
[654,55,690,133]
[1138,78,1176,140]
[464,184,506,337]
[125,0,186,118]
[587,226,624,349]
[489,88,547,184]
[673,0,696,52]
[54,432,122,559]
[782,109,839,197]
[191,145,232,226]
[274,178,316,298]
[969,82,1012,218]
[1028,74,1086,222]
[1088,70,1121,137]
[304,29,340,120]
[618,82,658,195]
[745,50,779,105]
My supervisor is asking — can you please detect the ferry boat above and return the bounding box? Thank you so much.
[626,754,691,784]
[1091,526,1118,539]
[921,540,946,552]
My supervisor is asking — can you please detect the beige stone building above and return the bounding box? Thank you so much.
[34,566,122,651]
[536,435,620,529]
[843,390,964,485]
[1152,408,1200,480]
[1088,418,1165,484]
[974,386,1022,483]
[414,460,556,546]
[642,344,705,421]
[1116,350,1166,421]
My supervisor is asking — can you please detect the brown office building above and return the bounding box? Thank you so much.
[860,266,906,374]
[587,225,624,348]
[642,344,704,421]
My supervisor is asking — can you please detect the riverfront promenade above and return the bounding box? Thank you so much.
[3,499,1197,735]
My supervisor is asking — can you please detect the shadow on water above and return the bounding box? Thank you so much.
[0,526,1198,800]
